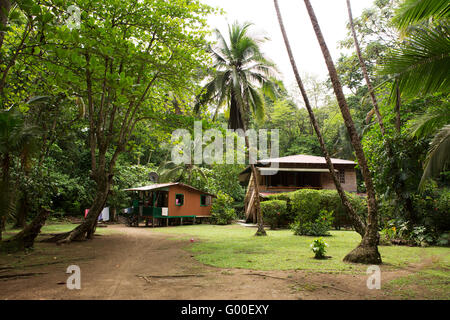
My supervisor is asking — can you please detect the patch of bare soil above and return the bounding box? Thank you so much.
[0,225,419,300]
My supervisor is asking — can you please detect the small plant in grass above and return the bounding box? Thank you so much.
[310,237,328,259]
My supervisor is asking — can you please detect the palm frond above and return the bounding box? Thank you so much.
[410,103,450,138]
[196,21,279,130]
[394,0,450,31]
[381,25,450,98]
[419,125,450,189]
[247,85,265,122]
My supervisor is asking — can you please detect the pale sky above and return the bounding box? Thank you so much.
[203,0,375,96]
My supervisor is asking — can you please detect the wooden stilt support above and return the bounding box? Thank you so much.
[180,218,183,225]
[166,218,169,227]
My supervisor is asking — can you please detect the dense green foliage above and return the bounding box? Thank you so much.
[267,189,367,231]
[211,191,236,225]
[0,0,448,249]
[291,210,334,237]
[260,200,289,229]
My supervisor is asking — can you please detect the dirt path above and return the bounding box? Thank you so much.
[0,226,411,300]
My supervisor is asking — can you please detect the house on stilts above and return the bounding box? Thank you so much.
[239,154,358,223]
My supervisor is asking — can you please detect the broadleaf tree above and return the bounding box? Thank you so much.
[40,0,214,243]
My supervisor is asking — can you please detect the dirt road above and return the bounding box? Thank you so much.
[0,226,409,300]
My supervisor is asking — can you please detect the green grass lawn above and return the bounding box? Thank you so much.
[150,224,450,274]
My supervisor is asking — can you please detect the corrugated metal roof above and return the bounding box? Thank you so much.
[123,183,215,197]
[258,167,337,172]
[123,183,177,192]
[259,154,356,165]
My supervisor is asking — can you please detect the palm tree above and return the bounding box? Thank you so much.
[157,161,207,185]
[0,107,38,239]
[195,22,279,236]
[303,0,381,264]
[273,0,366,238]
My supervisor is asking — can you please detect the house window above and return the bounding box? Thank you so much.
[175,194,184,206]
[338,170,346,184]
[200,195,211,206]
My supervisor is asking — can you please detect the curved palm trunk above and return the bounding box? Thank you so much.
[346,0,386,136]
[348,1,416,229]
[246,140,266,236]
[273,0,366,237]
[231,93,266,236]
[304,0,381,264]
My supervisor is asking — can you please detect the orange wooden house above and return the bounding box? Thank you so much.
[124,183,215,227]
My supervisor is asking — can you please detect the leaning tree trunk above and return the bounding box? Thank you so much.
[304,0,381,264]
[45,175,110,244]
[346,0,386,136]
[1,207,51,253]
[273,0,366,237]
[348,0,416,235]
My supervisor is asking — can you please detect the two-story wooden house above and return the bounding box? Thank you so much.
[239,154,358,222]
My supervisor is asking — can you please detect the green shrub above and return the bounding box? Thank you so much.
[260,200,288,229]
[378,186,450,246]
[413,187,450,235]
[211,191,236,225]
[268,189,367,230]
[291,209,334,236]
[310,237,328,259]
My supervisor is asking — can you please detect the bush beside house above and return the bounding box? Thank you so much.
[211,191,236,225]
[265,189,367,231]
[260,200,289,229]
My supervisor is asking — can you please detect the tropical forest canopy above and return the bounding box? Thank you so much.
[0,0,448,248]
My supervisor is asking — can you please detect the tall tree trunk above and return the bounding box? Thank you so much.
[236,93,266,236]
[346,0,386,136]
[0,215,5,240]
[273,0,366,237]
[348,0,415,235]
[303,0,381,264]
[245,137,266,236]
[0,0,11,51]
[230,90,266,236]
[13,191,28,229]
[0,154,11,241]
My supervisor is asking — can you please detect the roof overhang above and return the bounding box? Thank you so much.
[258,167,337,173]
[123,183,216,197]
